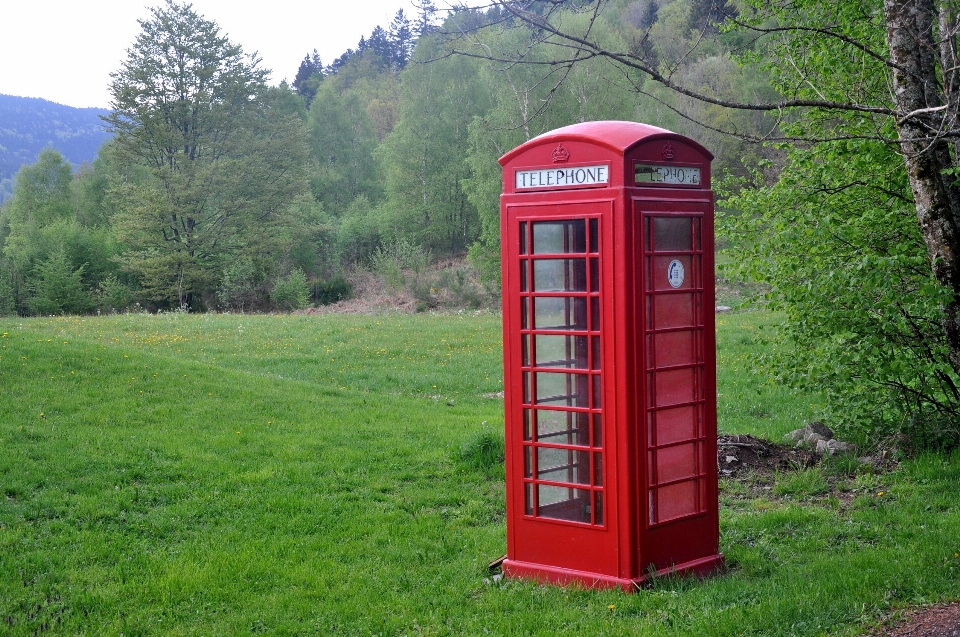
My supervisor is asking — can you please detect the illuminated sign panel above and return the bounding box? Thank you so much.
[635,163,701,185]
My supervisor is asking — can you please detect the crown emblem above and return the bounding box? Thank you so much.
[661,142,676,161]
[551,143,570,163]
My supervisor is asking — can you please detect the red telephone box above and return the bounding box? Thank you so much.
[499,121,724,590]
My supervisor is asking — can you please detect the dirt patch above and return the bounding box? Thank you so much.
[718,434,818,480]
[869,602,960,636]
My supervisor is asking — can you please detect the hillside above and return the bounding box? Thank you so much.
[0,94,111,202]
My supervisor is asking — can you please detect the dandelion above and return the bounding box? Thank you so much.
[608,605,616,611]
[877,491,884,496]
[39,413,45,418]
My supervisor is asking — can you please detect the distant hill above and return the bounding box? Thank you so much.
[0,94,112,203]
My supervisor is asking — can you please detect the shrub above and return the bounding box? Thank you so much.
[26,249,94,315]
[311,276,352,305]
[272,267,310,311]
[217,257,259,312]
[97,274,132,314]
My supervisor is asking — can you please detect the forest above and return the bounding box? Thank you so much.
[0,0,771,318]
[2,0,960,445]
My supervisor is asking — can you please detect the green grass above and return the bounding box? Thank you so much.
[716,310,822,440]
[1,311,959,636]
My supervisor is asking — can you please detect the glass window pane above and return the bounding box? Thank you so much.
[522,334,530,367]
[653,217,693,251]
[589,218,599,253]
[536,447,590,484]
[521,297,529,329]
[591,336,601,370]
[594,452,603,486]
[590,297,600,330]
[593,413,603,447]
[534,334,588,368]
[594,492,604,525]
[519,222,528,255]
[538,485,591,523]
[533,259,587,292]
[534,297,587,331]
[523,409,533,440]
[525,482,534,515]
[534,372,591,408]
[520,260,528,292]
[532,220,586,254]
[535,409,589,445]
[524,446,533,477]
[590,258,599,292]
[592,374,602,409]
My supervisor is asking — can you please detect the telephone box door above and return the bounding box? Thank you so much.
[503,200,620,580]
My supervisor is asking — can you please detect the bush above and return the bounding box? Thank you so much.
[311,276,352,305]
[97,274,132,314]
[217,257,260,312]
[272,267,310,311]
[26,249,95,315]
[721,139,960,449]
[370,239,431,292]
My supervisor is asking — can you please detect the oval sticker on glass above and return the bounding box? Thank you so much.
[667,260,685,288]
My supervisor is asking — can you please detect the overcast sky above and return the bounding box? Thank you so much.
[1,1,486,110]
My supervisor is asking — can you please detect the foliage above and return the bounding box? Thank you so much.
[311,275,352,305]
[271,267,311,311]
[306,84,381,217]
[370,238,432,292]
[97,274,133,314]
[715,0,960,446]
[216,256,261,312]
[25,248,94,316]
[723,138,960,446]
[104,1,312,310]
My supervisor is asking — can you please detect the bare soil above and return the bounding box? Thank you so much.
[868,603,960,636]
[717,433,819,482]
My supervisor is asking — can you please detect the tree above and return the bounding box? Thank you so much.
[389,10,416,68]
[379,35,491,256]
[442,0,960,441]
[306,83,381,217]
[293,49,324,106]
[104,1,311,309]
[26,248,94,316]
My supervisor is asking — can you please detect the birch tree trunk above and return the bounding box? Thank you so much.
[885,0,960,372]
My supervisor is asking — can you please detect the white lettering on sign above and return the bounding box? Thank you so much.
[515,165,609,190]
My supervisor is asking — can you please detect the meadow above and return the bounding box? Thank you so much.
[1,310,959,636]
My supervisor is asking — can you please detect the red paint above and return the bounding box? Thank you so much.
[499,121,724,590]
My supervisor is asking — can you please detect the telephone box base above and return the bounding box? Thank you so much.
[502,554,725,592]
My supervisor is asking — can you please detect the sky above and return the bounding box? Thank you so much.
[1,1,487,110]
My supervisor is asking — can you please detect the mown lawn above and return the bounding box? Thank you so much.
[1,311,958,636]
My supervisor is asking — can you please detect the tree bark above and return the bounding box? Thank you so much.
[885,0,960,372]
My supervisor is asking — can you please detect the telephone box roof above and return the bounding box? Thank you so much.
[499,120,714,165]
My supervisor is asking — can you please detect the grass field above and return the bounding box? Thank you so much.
[1,310,959,636]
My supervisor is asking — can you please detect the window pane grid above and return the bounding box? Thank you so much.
[519,218,603,526]
[644,215,709,527]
